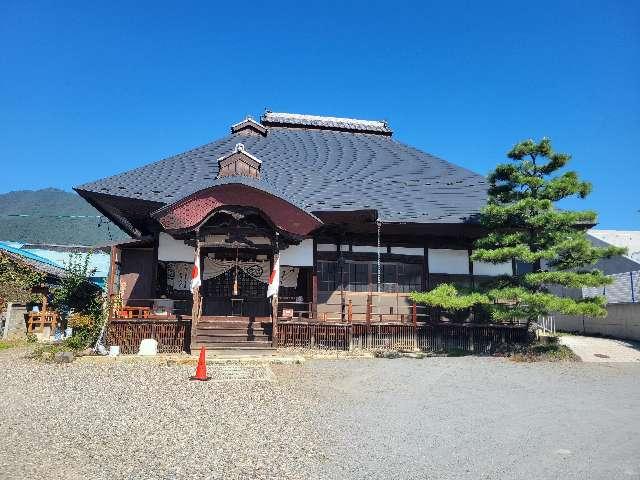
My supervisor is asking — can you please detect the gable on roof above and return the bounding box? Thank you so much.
[217,143,262,180]
[230,117,268,136]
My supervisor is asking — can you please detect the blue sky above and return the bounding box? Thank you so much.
[1,0,638,229]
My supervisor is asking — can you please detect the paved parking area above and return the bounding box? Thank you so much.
[560,334,640,362]
[1,349,639,479]
[297,357,640,480]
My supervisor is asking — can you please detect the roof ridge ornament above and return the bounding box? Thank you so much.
[230,116,268,136]
[260,111,393,136]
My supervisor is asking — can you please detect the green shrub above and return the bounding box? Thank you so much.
[29,343,68,360]
[510,344,579,362]
[63,334,91,352]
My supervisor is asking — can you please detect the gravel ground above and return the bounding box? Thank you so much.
[0,349,323,480]
[1,349,639,480]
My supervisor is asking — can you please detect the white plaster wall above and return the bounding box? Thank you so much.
[473,260,513,276]
[280,239,313,266]
[158,233,194,262]
[390,247,424,256]
[352,245,380,253]
[428,249,469,274]
[317,243,337,252]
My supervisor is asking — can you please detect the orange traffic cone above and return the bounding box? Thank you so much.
[190,346,210,381]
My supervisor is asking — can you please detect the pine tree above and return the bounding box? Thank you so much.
[412,138,625,326]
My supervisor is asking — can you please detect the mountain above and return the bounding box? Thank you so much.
[0,188,129,246]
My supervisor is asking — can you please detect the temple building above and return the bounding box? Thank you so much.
[75,112,514,351]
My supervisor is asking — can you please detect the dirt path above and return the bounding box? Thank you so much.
[560,334,640,362]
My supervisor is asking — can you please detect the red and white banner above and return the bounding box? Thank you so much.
[190,249,201,294]
[267,254,280,298]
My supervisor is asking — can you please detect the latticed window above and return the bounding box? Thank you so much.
[318,260,339,292]
[348,262,370,292]
[398,263,422,292]
[202,268,267,297]
[318,260,422,293]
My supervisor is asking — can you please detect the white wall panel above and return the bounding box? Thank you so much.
[428,249,469,274]
[352,245,381,253]
[474,260,513,276]
[158,233,194,262]
[280,239,313,266]
[390,247,424,256]
[317,243,337,252]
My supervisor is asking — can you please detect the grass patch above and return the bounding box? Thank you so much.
[0,339,30,350]
[510,344,579,363]
[28,335,91,361]
[442,348,472,357]
[373,348,473,359]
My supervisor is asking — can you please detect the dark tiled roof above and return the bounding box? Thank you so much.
[587,234,640,274]
[76,127,488,224]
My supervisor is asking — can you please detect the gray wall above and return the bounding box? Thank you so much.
[587,235,640,275]
[555,303,640,341]
[1,303,28,339]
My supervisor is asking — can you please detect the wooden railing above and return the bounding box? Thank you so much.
[26,311,60,334]
[277,321,529,353]
[112,300,191,320]
[114,306,152,319]
[105,319,191,354]
[278,301,313,320]
[308,300,429,324]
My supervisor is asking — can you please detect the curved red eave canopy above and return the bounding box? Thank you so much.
[151,183,322,236]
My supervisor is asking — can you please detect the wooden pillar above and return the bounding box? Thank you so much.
[312,275,318,320]
[151,233,159,298]
[41,293,48,313]
[271,236,279,349]
[190,241,201,351]
[107,246,116,297]
[107,245,121,299]
[468,248,474,289]
[423,246,430,291]
[271,295,278,348]
[340,270,345,322]
[311,238,318,320]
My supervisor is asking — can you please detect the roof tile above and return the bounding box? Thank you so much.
[76,127,488,224]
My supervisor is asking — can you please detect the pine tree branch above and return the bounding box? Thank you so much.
[524,271,612,288]
[410,284,489,310]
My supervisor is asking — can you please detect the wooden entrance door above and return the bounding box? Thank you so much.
[200,251,271,317]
